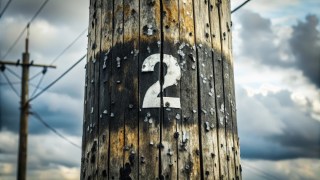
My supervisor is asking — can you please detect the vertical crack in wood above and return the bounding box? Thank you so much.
[122,0,126,172]
[192,0,205,179]
[207,0,222,179]
[137,0,141,179]
[217,0,235,179]
[176,0,181,178]
[159,0,164,178]
[107,0,115,178]
[217,3,226,179]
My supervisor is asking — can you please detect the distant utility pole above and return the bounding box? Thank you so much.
[0,34,56,180]
[81,0,241,179]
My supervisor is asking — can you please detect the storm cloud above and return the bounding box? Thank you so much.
[289,14,320,87]
[0,130,81,178]
[237,10,291,67]
[237,88,320,160]
[0,0,88,28]
[237,11,320,87]
[0,81,84,136]
[234,11,320,161]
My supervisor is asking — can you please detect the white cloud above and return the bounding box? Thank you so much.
[0,130,81,180]
[28,167,79,180]
[232,0,320,27]
[237,86,320,160]
[242,158,320,180]
[237,88,285,136]
[35,91,83,119]
[0,163,14,176]
[233,10,320,122]
[1,166,80,180]
[0,130,18,153]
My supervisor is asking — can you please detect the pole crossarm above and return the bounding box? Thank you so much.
[0,60,56,68]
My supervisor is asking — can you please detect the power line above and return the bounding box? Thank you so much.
[30,111,81,149]
[1,26,27,59]
[242,161,281,180]
[0,0,12,18]
[242,165,272,180]
[30,27,87,91]
[5,66,20,79]
[29,0,50,24]
[0,70,19,97]
[231,0,252,14]
[1,0,50,59]
[30,74,44,98]
[29,71,42,81]
[28,54,86,102]
[50,28,88,65]
[0,81,44,90]
[0,81,20,85]
[29,82,43,90]
[30,66,48,97]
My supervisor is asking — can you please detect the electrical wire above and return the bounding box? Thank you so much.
[242,165,273,180]
[28,54,86,102]
[49,28,88,65]
[0,81,20,85]
[29,0,50,24]
[30,73,44,98]
[0,82,44,90]
[242,161,282,180]
[1,27,27,59]
[0,0,12,18]
[0,70,19,97]
[30,111,81,149]
[30,27,87,91]
[5,66,20,79]
[29,71,42,81]
[29,82,43,89]
[231,0,252,14]
[1,0,50,59]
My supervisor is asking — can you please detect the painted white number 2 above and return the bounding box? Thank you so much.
[142,54,181,109]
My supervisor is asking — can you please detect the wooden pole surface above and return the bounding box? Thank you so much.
[81,0,241,179]
[17,38,30,180]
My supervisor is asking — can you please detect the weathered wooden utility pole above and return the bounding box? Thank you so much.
[81,0,241,179]
[0,30,56,180]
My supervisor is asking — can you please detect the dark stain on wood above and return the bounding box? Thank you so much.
[81,0,241,179]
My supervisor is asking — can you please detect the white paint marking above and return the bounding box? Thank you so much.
[142,53,181,108]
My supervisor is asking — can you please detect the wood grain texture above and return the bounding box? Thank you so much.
[97,0,113,178]
[221,1,242,179]
[109,0,125,179]
[218,0,236,179]
[80,3,91,176]
[122,0,140,179]
[161,0,180,179]
[93,1,102,179]
[178,0,202,179]
[193,0,218,179]
[208,0,223,179]
[81,0,100,179]
[138,0,161,179]
[81,0,241,179]
[209,0,229,179]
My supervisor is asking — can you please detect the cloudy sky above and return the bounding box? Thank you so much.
[0,0,319,179]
